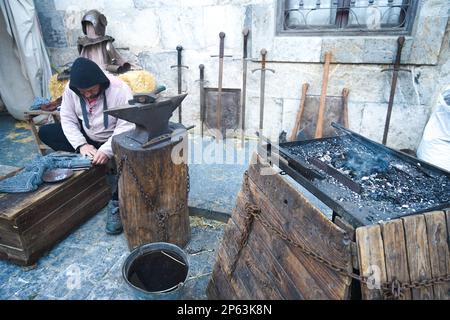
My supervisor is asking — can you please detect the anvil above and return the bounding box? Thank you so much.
[104,93,187,145]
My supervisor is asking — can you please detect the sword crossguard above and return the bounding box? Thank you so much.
[194,79,210,85]
[251,68,275,73]
[210,55,233,58]
[251,48,275,73]
[170,65,189,69]
[381,68,411,73]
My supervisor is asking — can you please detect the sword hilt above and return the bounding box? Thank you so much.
[177,45,182,66]
[243,28,250,59]
[381,68,411,73]
[195,64,209,84]
[251,48,275,73]
[170,65,189,69]
[199,64,204,80]
[170,45,189,69]
[261,48,267,69]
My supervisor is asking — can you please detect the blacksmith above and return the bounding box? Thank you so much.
[39,57,135,234]
[417,85,450,172]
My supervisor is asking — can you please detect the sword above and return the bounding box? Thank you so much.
[241,28,250,145]
[216,32,225,138]
[381,36,410,145]
[252,48,274,136]
[199,64,206,137]
[170,45,189,123]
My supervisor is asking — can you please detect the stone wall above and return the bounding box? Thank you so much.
[35,0,450,150]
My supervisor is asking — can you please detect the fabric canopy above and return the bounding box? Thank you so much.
[0,0,52,120]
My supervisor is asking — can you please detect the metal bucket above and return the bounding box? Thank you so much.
[122,242,189,300]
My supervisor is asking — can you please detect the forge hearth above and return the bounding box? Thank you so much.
[270,126,450,228]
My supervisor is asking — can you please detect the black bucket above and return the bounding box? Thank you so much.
[122,242,189,299]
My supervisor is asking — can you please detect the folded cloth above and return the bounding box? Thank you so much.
[0,153,92,193]
[41,97,62,111]
[30,97,51,110]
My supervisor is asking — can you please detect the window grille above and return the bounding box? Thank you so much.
[278,0,419,35]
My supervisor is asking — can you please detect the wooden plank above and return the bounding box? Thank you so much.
[289,83,309,141]
[424,211,450,300]
[356,224,388,300]
[334,215,355,241]
[22,177,109,245]
[245,175,352,299]
[244,216,305,299]
[24,115,45,155]
[250,215,331,299]
[380,219,412,299]
[248,154,352,270]
[0,170,85,219]
[402,214,434,300]
[216,213,246,277]
[0,228,23,248]
[0,244,28,266]
[15,167,106,230]
[25,183,110,265]
[206,260,237,300]
[446,209,450,255]
[238,242,284,299]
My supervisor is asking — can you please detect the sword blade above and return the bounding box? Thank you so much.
[259,70,266,132]
[242,59,248,142]
[382,70,399,144]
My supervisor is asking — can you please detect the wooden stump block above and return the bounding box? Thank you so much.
[112,131,191,250]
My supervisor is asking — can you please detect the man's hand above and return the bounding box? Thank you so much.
[79,144,97,158]
[92,150,109,165]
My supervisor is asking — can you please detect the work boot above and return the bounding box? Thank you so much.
[105,200,123,235]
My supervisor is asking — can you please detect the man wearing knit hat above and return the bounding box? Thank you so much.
[39,57,135,235]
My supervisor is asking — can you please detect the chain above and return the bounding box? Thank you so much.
[156,210,168,242]
[116,155,189,242]
[186,168,190,196]
[227,171,256,277]
[240,171,450,300]
[117,155,156,211]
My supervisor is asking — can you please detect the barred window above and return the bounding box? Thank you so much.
[277,0,419,35]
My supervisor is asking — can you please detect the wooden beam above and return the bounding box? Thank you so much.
[356,224,388,300]
[402,214,434,299]
[424,211,450,300]
[380,219,412,299]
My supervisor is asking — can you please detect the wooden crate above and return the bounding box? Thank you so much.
[207,153,450,300]
[0,166,111,266]
[357,210,450,300]
[207,153,353,299]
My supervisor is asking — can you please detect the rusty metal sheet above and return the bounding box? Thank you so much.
[204,88,241,137]
[298,95,346,140]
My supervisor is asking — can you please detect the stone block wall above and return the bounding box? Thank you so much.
[35,0,450,150]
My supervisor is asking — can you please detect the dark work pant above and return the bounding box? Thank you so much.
[38,122,118,200]
[38,122,102,152]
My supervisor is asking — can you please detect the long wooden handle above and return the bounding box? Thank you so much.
[342,88,349,129]
[315,52,332,139]
[290,83,309,141]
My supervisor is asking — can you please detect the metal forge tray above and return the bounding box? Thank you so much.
[263,125,450,228]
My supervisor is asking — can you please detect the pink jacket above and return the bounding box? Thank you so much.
[60,74,135,158]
